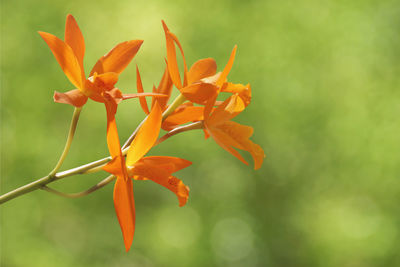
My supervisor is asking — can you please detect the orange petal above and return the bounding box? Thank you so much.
[206,94,245,126]
[53,89,88,107]
[138,156,192,173]
[90,40,143,76]
[162,21,188,88]
[64,14,85,77]
[221,82,251,107]
[135,66,149,114]
[180,82,218,105]
[188,58,217,84]
[126,102,162,166]
[208,126,249,166]
[113,174,135,251]
[216,45,237,87]
[154,64,173,110]
[105,101,122,158]
[131,162,190,207]
[122,92,168,100]
[39,31,83,89]
[209,121,265,169]
[162,105,204,131]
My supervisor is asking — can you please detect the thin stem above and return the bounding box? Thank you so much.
[49,107,82,176]
[155,121,203,146]
[41,175,116,198]
[38,122,203,200]
[0,94,190,205]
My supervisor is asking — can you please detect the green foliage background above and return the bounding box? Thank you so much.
[1,0,400,266]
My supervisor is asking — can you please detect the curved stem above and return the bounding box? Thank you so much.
[49,107,82,176]
[0,94,191,205]
[41,175,116,198]
[155,121,203,146]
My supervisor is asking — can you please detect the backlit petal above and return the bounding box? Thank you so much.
[180,82,218,105]
[64,14,85,77]
[154,64,173,110]
[216,45,237,87]
[207,94,245,126]
[130,161,190,207]
[221,82,251,107]
[126,102,162,166]
[162,105,204,131]
[113,175,135,251]
[39,31,83,89]
[90,40,143,76]
[188,58,217,84]
[162,21,188,88]
[53,89,88,107]
[135,66,149,114]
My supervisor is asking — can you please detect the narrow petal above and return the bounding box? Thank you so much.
[105,101,121,158]
[216,45,237,87]
[39,31,83,89]
[113,175,135,251]
[162,21,188,88]
[90,40,143,76]
[53,89,88,107]
[64,14,85,77]
[135,66,149,114]
[122,92,168,100]
[126,102,162,166]
[138,156,192,173]
[154,64,173,110]
[207,94,245,126]
[188,58,217,84]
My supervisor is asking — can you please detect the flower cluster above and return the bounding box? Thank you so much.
[39,15,265,251]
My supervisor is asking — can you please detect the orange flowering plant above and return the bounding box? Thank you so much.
[0,15,265,251]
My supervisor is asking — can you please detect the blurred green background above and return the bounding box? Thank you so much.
[1,0,400,266]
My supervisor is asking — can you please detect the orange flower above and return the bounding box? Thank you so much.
[159,22,264,169]
[103,102,191,251]
[40,14,164,251]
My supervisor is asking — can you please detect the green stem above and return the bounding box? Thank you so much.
[0,94,189,205]
[49,107,82,176]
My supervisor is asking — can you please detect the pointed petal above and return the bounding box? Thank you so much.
[154,64,173,110]
[39,31,83,89]
[113,175,135,251]
[188,58,217,84]
[139,156,192,173]
[105,101,121,158]
[162,21,188,88]
[122,92,168,100]
[64,14,85,77]
[90,40,143,76]
[207,94,245,126]
[216,45,237,87]
[135,66,149,114]
[126,102,162,166]
[53,89,88,107]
